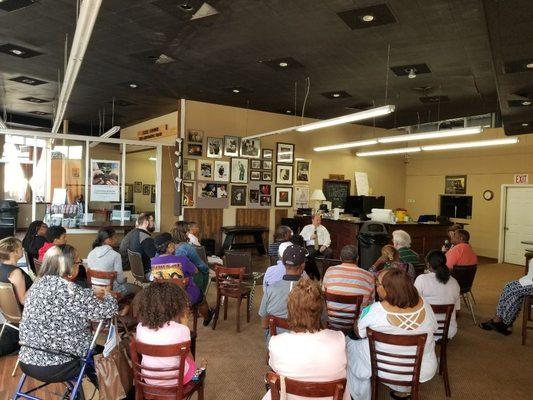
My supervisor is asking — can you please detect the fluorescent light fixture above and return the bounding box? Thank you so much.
[296,105,395,132]
[356,147,421,157]
[89,126,120,148]
[314,139,378,152]
[149,157,157,161]
[421,137,518,151]
[378,126,482,144]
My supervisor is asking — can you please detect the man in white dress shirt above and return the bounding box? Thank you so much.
[300,213,333,259]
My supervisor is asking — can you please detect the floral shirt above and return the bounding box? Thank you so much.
[19,275,118,366]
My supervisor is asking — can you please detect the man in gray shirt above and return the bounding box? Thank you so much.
[259,244,306,342]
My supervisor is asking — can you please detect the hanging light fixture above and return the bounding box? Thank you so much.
[378,126,483,143]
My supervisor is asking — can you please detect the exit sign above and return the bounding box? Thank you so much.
[514,174,529,184]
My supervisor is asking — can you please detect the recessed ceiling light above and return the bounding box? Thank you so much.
[10,75,47,86]
[129,83,138,88]
[332,93,341,98]
[522,101,532,106]
[286,110,292,114]
[179,3,193,11]
[11,49,23,55]
[20,96,48,103]
[362,15,374,22]
[522,123,529,127]
[526,63,533,69]
[0,43,42,58]
[407,68,417,79]
[279,62,288,67]
[232,89,240,93]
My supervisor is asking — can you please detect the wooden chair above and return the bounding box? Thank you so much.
[129,338,204,400]
[522,295,533,345]
[315,258,342,277]
[224,251,253,277]
[367,328,427,400]
[86,267,117,290]
[430,303,454,397]
[212,266,251,332]
[0,282,23,376]
[268,315,289,337]
[266,371,346,400]
[451,265,477,323]
[128,249,150,286]
[413,263,427,278]
[324,291,364,334]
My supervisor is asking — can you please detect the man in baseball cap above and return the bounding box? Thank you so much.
[259,244,306,344]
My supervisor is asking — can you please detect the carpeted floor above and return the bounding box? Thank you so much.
[2,258,533,399]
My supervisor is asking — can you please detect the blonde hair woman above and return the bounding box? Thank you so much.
[0,237,32,305]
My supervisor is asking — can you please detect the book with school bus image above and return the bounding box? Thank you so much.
[151,262,185,280]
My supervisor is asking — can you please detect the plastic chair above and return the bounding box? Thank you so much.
[127,250,150,286]
[324,291,364,334]
[266,371,346,400]
[451,265,477,323]
[367,328,427,400]
[12,320,106,400]
[0,282,23,377]
[430,303,454,397]
[522,295,533,345]
[212,266,251,332]
[129,338,205,400]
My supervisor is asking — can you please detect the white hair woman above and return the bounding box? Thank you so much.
[392,230,420,265]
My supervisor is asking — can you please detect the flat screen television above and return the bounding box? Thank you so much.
[439,195,472,219]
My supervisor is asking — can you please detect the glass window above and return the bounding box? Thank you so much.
[126,144,156,217]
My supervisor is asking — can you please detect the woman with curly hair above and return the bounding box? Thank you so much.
[136,281,196,385]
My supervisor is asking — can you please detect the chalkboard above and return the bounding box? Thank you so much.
[322,179,351,209]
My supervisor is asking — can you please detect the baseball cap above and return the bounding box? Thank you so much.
[278,241,292,258]
[282,244,307,267]
[154,232,172,248]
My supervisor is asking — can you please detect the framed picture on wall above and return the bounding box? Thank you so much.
[260,195,271,207]
[216,184,228,198]
[214,160,230,182]
[275,186,293,207]
[187,129,204,144]
[294,186,310,209]
[295,159,311,184]
[230,158,249,183]
[262,160,272,170]
[224,135,240,157]
[262,171,272,181]
[150,185,156,203]
[199,183,217,198]
[240,138,261,158]
[134,181,143,193]
[276,142,294,164]
[207,137,223,158]
[249,189,259,204]
[198,159,214,180]
[250,170,261,181]
[259,184,271,195]
[262,149,273,159]
[124,184,133,203]
[445,175,467,194]
[143,184,151,195]
[231,185,247,206]
[251,159,261,169]
[276,164,293,185]
[183,159,196,180]
[187,143,203,157]
[183,182,195,207]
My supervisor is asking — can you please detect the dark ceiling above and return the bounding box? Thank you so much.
[0,0,532,135]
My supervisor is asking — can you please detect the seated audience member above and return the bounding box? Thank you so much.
[119,213,156,273]
[392,230,420,265]
[37,225,67,261]
[87,226,139,295]
[268,225,292,259]
[19,246,117,386]
[300,213,333,259]
[322,245,375,331]
[263,277,350,400]
[259,245,306,342]
[445,229,477,269]
[346,268,438,400]
[442,224,461,252]
[151,233,214,326]
[186,221,201,246]
[370,245,415,278]
[415,250,460,338]
[136,281,197,385]
[264,238,309,290]
[22,220,47,272]
[0,237,32,305]
[480,258,533,336]
[58,244,87,287]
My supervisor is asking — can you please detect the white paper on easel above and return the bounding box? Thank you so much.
[52,188,67,205]
[355,172,369,195]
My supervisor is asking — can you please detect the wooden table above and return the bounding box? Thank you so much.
[220,225,268,256]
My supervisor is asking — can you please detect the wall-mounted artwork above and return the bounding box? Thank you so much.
[294,186,310,209]
[249,189,259,204]
[295,159,311,184]
[251,159,261,169]
[143,184,150,195]
[187,143,203,157]
[262,160,272,170]
[231,158,249,183]
[198,159,214,180]
[262,171,272,181]
[224,135,239,157]
[150,185,156,203]
[214,160,229,182]
[183,159,196,180]
[276,142,294,164]
[125,184,133,203]
[231,185,247,206]
[240,138,261,158]
[275,186,293,207]
[250,170,261,181]
[134,181,143,193]
[445,175,467,195]
[262,149,273,159]
[187,129,204,144]
[183,182,194,207]
[207,137,223,158]
[276,164,293,185]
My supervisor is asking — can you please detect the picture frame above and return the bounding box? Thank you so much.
[187,143,203,157]
[251,159,262,169]
[249,189,259,204]
[240,138,261,158]
[295,159,311,184]
[214,160,230,182]
[134,181,143,193]
[150,185,156,203]
[199,183,217,198]
[183,182,195,207]
[198,159,214,180]
[262,148,273,159]
[259,184,271,196]
[276,142,294,164]
[183,159,196,180]
[224,135,240,157]
[250,170,261,181]
[275,186,293,207]
[216,184,228,198]
[125,184,133,203]
[294,186,310,209]
[445,175,467,195]
[187,129,204,144]
[262,171,272,181]
[276,164,293,185]
[142,184,151,195]
[230,157,249,183]
[262,160,272,170]
[260,195,272,207]
[231,185,247,206]
[207,137,223,158]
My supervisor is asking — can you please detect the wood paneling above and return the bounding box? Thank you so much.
[236,209,270,247]
[274,209,288,231]
[184,208,224,251]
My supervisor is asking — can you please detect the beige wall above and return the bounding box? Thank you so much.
[405,128,533,258]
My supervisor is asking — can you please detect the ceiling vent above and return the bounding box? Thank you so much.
[337,4,396,30]
[0,0,35,12]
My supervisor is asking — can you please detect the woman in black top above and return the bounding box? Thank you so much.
[0,237,32,305]
[22,220,47,273]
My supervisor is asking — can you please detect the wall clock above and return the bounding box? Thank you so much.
[483,190,494,201]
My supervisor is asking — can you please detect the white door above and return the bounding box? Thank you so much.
[504,187,533,265]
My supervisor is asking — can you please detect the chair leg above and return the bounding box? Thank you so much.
[192,306,198,333]
[469,290,476,304]
[0,323,6,342]
[236,297,242,333]
[197,383,205,400]
[212,294,221,331]
[223,296,228,320]
[440,345,451,396]
[11,357,20,377]
[464,293,477,324]
[246,294,251,323]
[522,297,529,345]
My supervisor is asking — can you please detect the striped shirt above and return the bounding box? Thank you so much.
[322,263,375,330]
[398,247,421,265]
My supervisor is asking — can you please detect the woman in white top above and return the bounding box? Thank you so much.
[414,250,460,338]
[346,268,438,400]
[263,277,350,400]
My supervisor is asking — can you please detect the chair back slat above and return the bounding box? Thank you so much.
[268,315,289,337]
[451,265,477,294]
[430,304,454,342]
[86,267,117,289]
[128,249,149,283]
[325,290,364,333]
[224,251,252,276]
[267,371,346,400]
[215,265,245,296]
[0,282,22,322]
